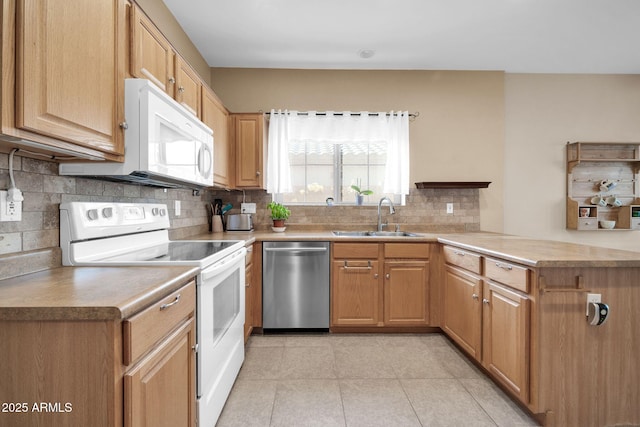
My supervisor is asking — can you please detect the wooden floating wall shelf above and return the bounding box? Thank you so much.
[415,182,491,189]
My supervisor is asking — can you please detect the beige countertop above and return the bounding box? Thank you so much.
[191,229,640,267]
[0,266,199,321]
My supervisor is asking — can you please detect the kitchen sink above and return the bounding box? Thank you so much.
[332,230,420,237]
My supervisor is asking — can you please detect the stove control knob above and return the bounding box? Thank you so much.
[87,209,99,221]
[159,208,167,216]
[102,207,114,218]
[152,207,159,216]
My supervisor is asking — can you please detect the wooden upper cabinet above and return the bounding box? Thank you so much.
[202,86,232,188]
[11,0,125,158]
[130,4,175,94]
[233,113,266,189]
[174,56,202,118]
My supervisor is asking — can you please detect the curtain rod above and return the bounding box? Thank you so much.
[263,111,419,119]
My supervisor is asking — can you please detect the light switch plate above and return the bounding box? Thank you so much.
[241,202,256,214]
[0,190,22,222]
[446,203,454,214]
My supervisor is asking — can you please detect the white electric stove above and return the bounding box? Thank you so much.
[59,201,246,427]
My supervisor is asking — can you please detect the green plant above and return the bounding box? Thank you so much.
[267,201,291,220]
[350,184,373,196]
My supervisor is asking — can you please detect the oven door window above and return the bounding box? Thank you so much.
[212,268,240,344]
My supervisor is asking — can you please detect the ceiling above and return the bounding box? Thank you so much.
[163,0,640,74]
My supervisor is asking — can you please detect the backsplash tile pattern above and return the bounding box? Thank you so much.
[0,153,210,280]
[1,152,481,280]
[211,188,481,233]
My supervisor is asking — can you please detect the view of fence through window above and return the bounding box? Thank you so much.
[282,141,393,204]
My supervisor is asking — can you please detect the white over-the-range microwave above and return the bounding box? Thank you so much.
[60,78,213,189]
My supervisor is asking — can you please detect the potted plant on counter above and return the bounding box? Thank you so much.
[351,184,373,205]
[267,201,291,232]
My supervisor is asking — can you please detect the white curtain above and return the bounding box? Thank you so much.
[266,110,410,195]
[266,109,293,194]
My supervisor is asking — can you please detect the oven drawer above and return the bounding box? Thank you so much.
[123,281,195,365]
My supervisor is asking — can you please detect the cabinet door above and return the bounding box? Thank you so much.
[125,317,196,427]
[16,0,124,155]
[202,87,232,187]
[442,265,482,359]
[482,281,529,403]
[233,114,265,189]
[130,5,175,94]
[384,260,429,326]
[174,55,202,118]
[331,260,380,326]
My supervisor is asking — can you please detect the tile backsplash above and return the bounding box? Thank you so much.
[1,152,480,280]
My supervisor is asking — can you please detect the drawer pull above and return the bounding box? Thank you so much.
[344,260,372,270]
[160,294,181,310]
[495,262,513,271]
[454,251,465,256]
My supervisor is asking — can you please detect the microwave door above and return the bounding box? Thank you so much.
[150,115,199,181]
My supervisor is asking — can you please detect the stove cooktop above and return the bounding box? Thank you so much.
[100,240,241,263]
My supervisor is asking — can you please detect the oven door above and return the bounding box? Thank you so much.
[197,247,246,427]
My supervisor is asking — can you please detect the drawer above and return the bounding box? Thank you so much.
[484,258,529,293]
[384,243,430,259]
[577,218,598,230]
[123,281,195,365]
[442,245,482,274]
[333,243,378,259]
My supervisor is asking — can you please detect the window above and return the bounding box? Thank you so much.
[267,111,410,205]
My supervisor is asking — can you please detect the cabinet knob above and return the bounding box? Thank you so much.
[482,298,490,305]
[256,171,261,176]
[119,122,128,130]
[169,77,176,84]
[374,273,378,279]
[472,293,479,300]
[178,86,185,93]
[386,273,390,279]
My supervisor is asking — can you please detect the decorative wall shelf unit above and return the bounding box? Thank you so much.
[415,182,491,189]
[566,142,640,230]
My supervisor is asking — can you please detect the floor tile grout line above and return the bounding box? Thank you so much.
[398,378,426,427]
[457,377,501,427]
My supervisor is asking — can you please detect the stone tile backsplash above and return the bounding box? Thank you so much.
[0,152,480,280]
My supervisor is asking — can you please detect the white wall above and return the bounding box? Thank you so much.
[504,74,640,251]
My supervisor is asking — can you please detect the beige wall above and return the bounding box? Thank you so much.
[135,0,211,85]
[210,68,505,232]
[505,74,640,251]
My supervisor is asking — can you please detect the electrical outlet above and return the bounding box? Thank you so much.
[586,293,601,316]
[446,203,454,214]
[174,200,181,216]
[0,190,22,222]
[241,202,256,214]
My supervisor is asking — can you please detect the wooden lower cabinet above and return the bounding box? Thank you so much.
[331,259,381,326]
[331,242,431,329]
[482,281,529,402]
[442,247,530,405]
[0,279,197,427]
[124,317,196,427]
[442,265,482,359]
[384,260,429,326]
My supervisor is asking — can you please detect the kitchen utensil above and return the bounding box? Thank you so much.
[221,203,233,215]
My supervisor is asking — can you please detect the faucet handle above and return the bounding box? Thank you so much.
[395,224,400,232]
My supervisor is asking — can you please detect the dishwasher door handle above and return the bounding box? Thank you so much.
[264,247,328,253]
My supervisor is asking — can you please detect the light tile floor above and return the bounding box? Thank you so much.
[216,333,540,427]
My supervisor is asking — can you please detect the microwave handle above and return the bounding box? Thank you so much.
[197,144,212,178]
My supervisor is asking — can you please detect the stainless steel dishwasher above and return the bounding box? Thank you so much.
[262,241,330,330]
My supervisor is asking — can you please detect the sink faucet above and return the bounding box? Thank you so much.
[377,197,396,231]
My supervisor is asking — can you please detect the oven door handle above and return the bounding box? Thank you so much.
[200,247,247,281]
